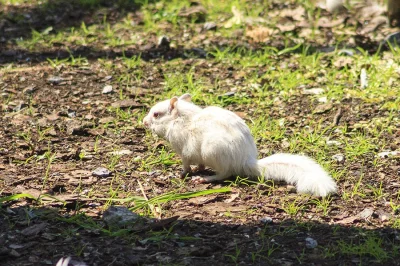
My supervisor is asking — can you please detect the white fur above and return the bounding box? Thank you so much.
[143,95,337,197]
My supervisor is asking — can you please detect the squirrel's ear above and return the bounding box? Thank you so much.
[168,97,178,114]
[179,93,192,102]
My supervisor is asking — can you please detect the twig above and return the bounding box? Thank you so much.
[332,106,343,126]
[137,180,159,218]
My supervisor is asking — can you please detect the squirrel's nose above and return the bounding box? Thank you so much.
[143,118,149,128]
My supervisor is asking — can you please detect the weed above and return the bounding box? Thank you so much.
[337,235,389,262]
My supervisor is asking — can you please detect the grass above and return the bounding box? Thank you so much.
[1,0,400,264]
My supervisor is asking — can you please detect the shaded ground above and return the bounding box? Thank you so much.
[1,0,400,265]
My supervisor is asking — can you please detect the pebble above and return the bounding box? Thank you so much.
[305,237,318,249]
[377,151,399,158]
[103,206,140,227]
[92,167,112,178]
[332,153,345,163]
[203,22,217,31]
[47,76,63,85]
[313,103,333,114]
[102,85,113,94]
[326,140,341,146]
[358,208,374,219]
[260,217,273,224]
[302,88,324,95]
[109,149,133,156]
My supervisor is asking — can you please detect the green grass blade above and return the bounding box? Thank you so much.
[0,193,38,203]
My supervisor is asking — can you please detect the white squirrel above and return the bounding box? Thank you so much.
[143,94,337,197]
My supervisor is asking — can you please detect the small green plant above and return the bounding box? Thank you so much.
[281,198,307,217]
[310,196,333,216]
[337,235,389,262]
[367,181,384,200]
[224,244,242,265]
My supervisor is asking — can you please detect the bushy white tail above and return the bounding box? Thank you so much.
[258,153,337,197]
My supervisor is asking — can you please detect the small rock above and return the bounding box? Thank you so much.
[305,237,318,249]
[203,22,217,31]
[318,96,328,103]
[302,88,324,95]
[92,167,111,178]
[103,206,140,228]
[109,149,133,156]
[20,223,47,236]
[326,140,341,146]
[313,103,333,114]
[358,208,374,219]
[47,76,63,85]
[260,217,273,224]
[102,85,113,94]
[332,153,345,162]
[157,36,170,49]
[377,151,399,158]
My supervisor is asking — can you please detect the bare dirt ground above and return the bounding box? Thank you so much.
[1,1,400,265]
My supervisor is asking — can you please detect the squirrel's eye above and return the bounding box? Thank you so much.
[153,112,160,118]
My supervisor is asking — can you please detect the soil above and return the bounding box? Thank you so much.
[1,1,400,266]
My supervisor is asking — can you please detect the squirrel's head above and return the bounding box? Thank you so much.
[143,93,194,138]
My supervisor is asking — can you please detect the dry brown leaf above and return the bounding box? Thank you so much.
[317,17,346,28]
[335,215,360,225]
[276,22,296,32]
[333,56,354,69]
[280,6,306,21]
[224,192,240,203]
[246,26,275,43]
[188,195,217,205]
[11,114,32,126]
[21,223,48,236]
[203,203,247,215]
[314,103,334,114]
[359,16,387,34]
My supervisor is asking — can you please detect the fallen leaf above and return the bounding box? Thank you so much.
[188,195,218,205]
[21,223,47,236]
[314,103,333,114]
[246,26,275,43]
[111,99,144,109]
